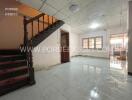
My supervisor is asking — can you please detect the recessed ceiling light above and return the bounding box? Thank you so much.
[69,4,80,13]
[89,22,100,29]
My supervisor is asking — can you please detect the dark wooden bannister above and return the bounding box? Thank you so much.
[23,13,64,85]
[23,13,54,84]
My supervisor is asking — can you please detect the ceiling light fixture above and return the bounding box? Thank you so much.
[69,4,80,13]
[89,22,100,29]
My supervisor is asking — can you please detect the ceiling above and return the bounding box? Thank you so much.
[18,0,129,34]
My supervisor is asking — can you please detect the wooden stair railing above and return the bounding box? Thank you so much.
[23,13,57,46]
[23,13,61,85]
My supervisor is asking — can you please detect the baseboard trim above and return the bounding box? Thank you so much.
[71,55,80,57]
[77,55,110,59]
[128,72,132,76]
[34,63,61,72]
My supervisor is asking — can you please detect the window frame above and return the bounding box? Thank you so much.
[95,36,103,50]
[82,38,89,49]
[88,37,95,49]
[82,36,103,50]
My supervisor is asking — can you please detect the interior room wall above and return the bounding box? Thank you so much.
[0,0,24,49]
[0,16,24,49]
[32,24,79,70]
[70,32,79,57]
[78,31,110,58]
[32,29,61,70]
[128,1,132,74]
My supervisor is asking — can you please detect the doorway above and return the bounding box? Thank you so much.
[60,30,70,63]
[110,33,128,60]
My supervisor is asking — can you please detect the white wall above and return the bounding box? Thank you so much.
[128,1,132,74]
[78,31,110,58]
[0,0,24,49]
[32,24,79,70]
[70,32,79,57]
[0,16,24,49]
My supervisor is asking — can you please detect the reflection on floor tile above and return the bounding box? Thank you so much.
[1,56,132,100]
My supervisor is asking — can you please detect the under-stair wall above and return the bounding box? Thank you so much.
[32,24,71,70]
[31,20,79,70]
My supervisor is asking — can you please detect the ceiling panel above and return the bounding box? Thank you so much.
[40,3,58,16]
[59,6,73,18]
[54,12,68,20]
[72,0,96,10]
[46,0,69,10]
[19,0,42,9]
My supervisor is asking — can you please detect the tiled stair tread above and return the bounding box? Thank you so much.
[0,74,29,87]
[0,49,20,50]
[0,68,28,81]
[0,55,24,57]
[0,49,21,51]
[0,61,27,70]
[0,49,22,56]
[0,66,28,75]
[0,55,26,62]
[0,60,26,65]
[0,75,29,96]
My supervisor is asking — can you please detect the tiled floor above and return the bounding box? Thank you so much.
[1,56,132,100]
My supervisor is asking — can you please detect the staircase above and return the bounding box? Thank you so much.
[0,13,64,96]
[0,49,29,96]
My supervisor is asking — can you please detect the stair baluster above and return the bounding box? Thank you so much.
[48,15,50,27]
[31,21,34,38]
[23,16,35,85]
[38,19,40,33]
[52,16,54,24]
[43,15,45,30]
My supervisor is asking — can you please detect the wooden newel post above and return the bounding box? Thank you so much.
[23,16,35,85]
[23,16,28,47]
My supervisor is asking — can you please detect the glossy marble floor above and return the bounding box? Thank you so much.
[1,56,132,100]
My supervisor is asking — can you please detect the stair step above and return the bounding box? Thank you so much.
[0,61,27,70]
[0,74,29,87]
[0,60,26,65]
[0,55,26,62]
[0,67,28,81]
[0,49,22,55]
[0,66,28,74]
[0,75,29,96]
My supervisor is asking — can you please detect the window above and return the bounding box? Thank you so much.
[82,37,103,49]
[82,39,88,49]
[95,37,102,49]
[89,38,95,49]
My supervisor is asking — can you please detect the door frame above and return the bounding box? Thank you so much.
[60,29,70,63]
